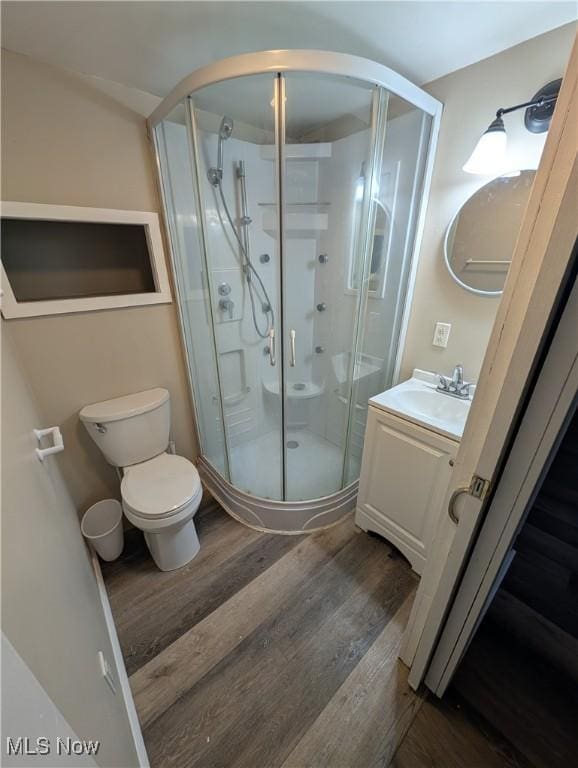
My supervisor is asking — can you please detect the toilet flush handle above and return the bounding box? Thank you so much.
[95,423,107,434]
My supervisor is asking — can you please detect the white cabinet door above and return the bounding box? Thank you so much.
[355,406,457,574]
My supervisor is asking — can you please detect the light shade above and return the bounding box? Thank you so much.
[463,116,507,175]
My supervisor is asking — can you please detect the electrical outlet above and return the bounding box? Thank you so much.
[433,322,451,348]
[98,651,117,695]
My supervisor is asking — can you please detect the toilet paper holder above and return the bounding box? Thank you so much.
[34,426,64,462]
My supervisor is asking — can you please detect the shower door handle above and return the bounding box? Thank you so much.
[268,327,276,366]
[289,329,296,367]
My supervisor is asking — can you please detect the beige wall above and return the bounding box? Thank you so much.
[1,49,198,512]
[2,27,575,510]
[400,23,576,383]
[1,325,139,767]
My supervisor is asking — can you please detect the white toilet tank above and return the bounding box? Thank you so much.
[79,388,171,467]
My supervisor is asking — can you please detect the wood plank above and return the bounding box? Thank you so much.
[130,517,356,728]
[281,593,421,768]
[105,503,520,768]
[103,502,257,609]
[143,531,416,768]
[109,509,305,675]
[391,692,529,768]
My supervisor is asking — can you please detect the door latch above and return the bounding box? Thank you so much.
[470,474,491,500]
[448,474,491,524]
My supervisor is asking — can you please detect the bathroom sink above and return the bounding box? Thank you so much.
[392,388,470,423]
[369,369,473,440]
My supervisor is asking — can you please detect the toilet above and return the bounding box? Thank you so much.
[79,388,202,571]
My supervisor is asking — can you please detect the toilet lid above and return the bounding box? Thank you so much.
[121,454,201,518]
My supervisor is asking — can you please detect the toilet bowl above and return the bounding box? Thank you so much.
[122,453,203,571]
[121,453,202,570]
[79,388,203,571]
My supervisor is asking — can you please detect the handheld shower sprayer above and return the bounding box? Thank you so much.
[208,114,274,339]
[208,116,234,186]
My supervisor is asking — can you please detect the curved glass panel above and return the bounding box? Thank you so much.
[281,72,379,501]
[153,58,437,513]
[189,74,284,500]
[154,105,228,478]
[344,96,433,484]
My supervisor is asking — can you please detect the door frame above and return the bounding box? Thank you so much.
[426,269,577,694]
[402,34,578,689]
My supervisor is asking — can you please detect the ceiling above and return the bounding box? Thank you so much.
[2,1,576,103]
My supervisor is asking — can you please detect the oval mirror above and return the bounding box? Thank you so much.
[444,170,536,296]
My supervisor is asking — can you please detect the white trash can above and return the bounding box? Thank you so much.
[81,499,124,562]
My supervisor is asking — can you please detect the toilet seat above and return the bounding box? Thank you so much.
[121,453,202,520]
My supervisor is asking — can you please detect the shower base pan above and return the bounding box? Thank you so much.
[198,455,358,534]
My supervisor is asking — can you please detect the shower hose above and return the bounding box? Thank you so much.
[216,181,275,340]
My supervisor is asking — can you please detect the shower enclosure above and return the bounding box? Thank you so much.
[150,51,441,532]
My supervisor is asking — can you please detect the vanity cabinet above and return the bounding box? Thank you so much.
[355,405,458,575]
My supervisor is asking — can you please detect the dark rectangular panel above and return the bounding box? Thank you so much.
[1,218,157,301]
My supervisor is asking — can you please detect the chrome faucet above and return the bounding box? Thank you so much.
[437,365,471,399]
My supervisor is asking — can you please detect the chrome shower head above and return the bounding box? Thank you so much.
[208,116,234,186]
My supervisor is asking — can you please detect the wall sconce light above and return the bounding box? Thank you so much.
[463,79,561,175]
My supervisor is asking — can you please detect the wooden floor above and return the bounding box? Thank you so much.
[103,500,524,768]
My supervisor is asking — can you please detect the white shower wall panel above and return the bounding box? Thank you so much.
[198,134,280,447]
[283,236,316,389]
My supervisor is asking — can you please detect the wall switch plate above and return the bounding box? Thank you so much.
[98,651,117,695]
[433,322,451,348]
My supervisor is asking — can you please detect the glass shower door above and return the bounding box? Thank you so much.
[155,69,436,507]
[343,96,434,485]
[188,74,285,499]
[155,105,229,478]
[281,73,381,501]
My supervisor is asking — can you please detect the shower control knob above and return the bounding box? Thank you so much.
[316,302,327,312]
[315,346,325,354]
[219,297,234,319]
[218,282,231,296]
[318,254,329,264]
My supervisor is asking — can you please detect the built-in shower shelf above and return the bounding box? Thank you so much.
[263,380,324,400]
[260,143,332,161]
[262,206,329,236]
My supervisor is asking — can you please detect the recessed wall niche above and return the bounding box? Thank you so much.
[0,202,171,318]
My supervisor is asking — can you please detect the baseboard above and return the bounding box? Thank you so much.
[91,552,150,768]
